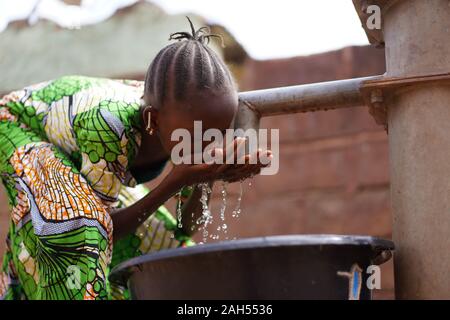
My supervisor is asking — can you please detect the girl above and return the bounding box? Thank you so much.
[0,19,271,300]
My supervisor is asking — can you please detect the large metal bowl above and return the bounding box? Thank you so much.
[110,235,394,300]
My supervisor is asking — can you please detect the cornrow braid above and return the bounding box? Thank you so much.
[144,17,236,109]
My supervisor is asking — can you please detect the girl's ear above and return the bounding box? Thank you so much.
[142,105,159,132]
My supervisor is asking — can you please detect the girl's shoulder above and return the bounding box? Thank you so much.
[68,75,144,130]
[31,75,145,131]
[33,75,144,102]
[1,75,144,112]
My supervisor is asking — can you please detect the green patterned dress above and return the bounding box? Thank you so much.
[0,75,193,300]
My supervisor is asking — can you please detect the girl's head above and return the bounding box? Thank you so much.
[142,17,238,155]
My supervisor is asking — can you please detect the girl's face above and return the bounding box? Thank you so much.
[156,89,238,159]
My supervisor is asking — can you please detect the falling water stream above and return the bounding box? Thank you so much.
[176,180,248,244]
[216,182,228,240]
[201,181,246,243]
[231,182,244,218]
[197,182,213,244]
[176,191,183,229]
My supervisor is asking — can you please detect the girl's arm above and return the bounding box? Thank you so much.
[112,139,272,241]
[111,172,182,241]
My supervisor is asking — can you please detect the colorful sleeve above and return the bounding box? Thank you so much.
[72,92,141,206]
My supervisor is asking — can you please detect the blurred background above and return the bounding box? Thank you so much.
[0,0,392,298]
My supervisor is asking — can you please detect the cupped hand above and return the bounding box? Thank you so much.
[168,137,272,187]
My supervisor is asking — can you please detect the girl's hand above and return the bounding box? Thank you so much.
[167,137,272,187]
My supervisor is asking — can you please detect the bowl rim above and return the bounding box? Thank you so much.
[109,234,394,282]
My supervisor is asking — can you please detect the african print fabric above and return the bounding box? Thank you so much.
[0,76,193,300]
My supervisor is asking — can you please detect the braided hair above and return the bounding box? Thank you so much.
[144,17,236,110]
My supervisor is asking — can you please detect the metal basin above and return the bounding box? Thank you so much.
[110,235,394,300]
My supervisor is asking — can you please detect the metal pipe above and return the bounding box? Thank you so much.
[238,76,380,117]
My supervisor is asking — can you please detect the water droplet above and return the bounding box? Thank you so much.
[176,190,183,229]
[198,183,213,243]
[232,181,244,218]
